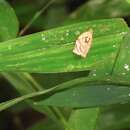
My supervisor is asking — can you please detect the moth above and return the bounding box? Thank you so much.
[73,29,93,58]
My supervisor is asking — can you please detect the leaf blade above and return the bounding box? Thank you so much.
[0,19,128,73]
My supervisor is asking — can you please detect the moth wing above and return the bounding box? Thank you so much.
[73,30,93,58]
[73,39,82,56]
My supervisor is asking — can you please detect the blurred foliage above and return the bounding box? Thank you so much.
[1,0,130,130]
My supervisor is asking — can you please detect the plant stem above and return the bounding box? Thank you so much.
[23,73,69,129]
[19,0,55,36]
[53,107,72,130]
[22,72,43,91]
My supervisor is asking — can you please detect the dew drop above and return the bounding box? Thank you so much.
[61,37,64,41]
[41,33,44,37]
[105,72,109,75]
[124,64,130,71]
[42,37,46,41]
[107,87,110,91]
[66,30,70,33]
[75,31,80,36]
[41,33,46,41]
[66,32,69,36]
[33,102,38,105]
[122,72,126,75]
[92,73,96,76]
[120,32,127,35]
[113,45,116,48]
[8,45,12,50]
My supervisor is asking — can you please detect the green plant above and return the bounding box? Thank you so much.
[1,0,130,130]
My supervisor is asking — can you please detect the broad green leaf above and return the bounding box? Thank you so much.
[67,108,99,130]
[63,2,130,130]
[64,32,130,130]
[0,0,19,41]
[62,1,130,130]
[0,19,128,73]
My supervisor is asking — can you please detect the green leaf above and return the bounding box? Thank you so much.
[68,108,99,130]
[1,76,130,111]
[2,72,62,123]
[0,85,57,112]
[62,1,130,130]
[35,83,130,107]
[96,103,130,130]
[66,0,130,24]
[0,1,64,125]
[0,0,19,41]
[113,32,130,81]
[0,18,128,73]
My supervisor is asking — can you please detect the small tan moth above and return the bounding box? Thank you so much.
[73,29,93,58]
